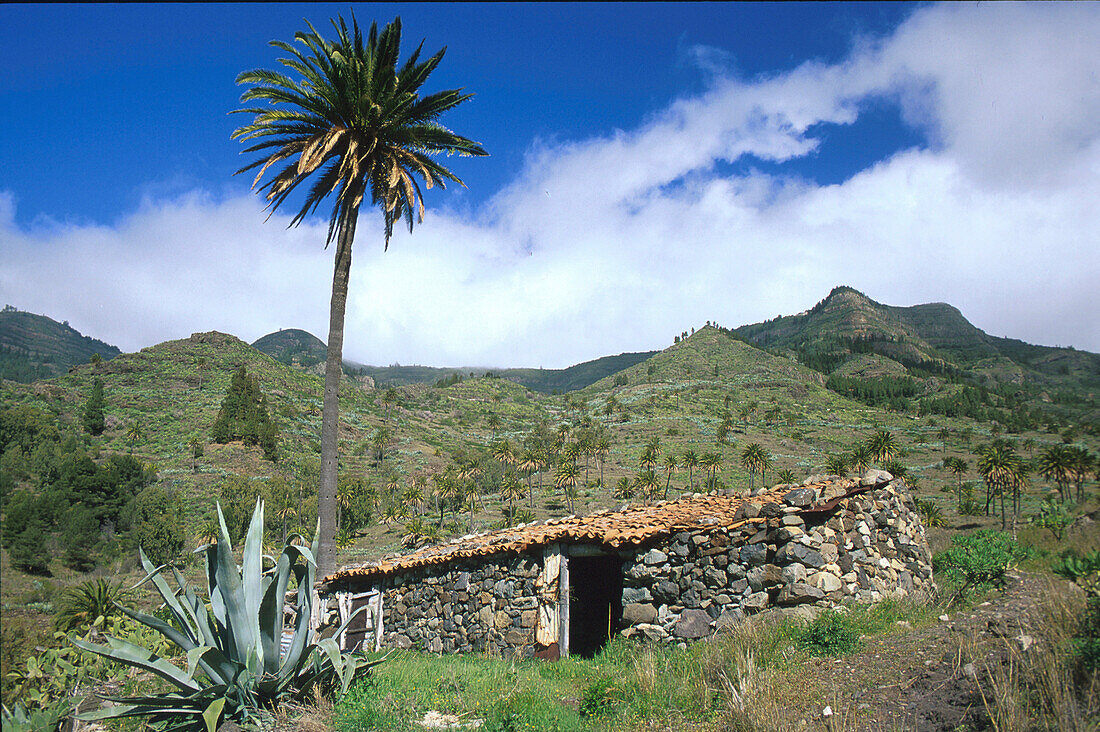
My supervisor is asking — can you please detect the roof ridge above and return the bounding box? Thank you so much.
[322,476,872,587]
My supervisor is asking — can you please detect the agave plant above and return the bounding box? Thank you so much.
[73,500,379,731]
[1,699,73,732]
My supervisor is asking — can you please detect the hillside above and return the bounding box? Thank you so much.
[734,286,1100,428]
[345,350,658,393]
[251,328,328,368]
[0,306,121,382]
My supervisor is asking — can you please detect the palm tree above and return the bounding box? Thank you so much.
[700,451,722,492]
[681,449,699,492]
[555,461,581,513]
[1066,446,1094,503]
[867,429,899,466]
[661,454,678,499]
[499,473,525,522]
[491,439,516,471]
[126,421,145,455]
[233,15,487,578]
[593,436,610,488]
[1038,444,1072,502]
[946,456,968,510]
[633,469,661,504]
[977,442,1023,530]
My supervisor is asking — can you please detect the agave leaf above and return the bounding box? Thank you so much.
[240,499,267,668]
[201,697,226,732]
[71,636,201,693]
[137,549,201,642]
[258,550,292,676]
[212,505,256,665]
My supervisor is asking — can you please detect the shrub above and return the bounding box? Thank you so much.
[579,675,620,717]
[933,530,1031,601]
[1033,501,1073,541]
[795,610,861,656]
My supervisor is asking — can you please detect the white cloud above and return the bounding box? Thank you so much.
[1,3,1098,366]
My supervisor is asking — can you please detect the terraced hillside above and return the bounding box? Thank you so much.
[0,307,121,382]
[734,286,1100,428]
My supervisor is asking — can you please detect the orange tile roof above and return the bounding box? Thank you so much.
[322,478,862,587]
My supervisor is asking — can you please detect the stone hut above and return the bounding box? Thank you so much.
[320,471,933,660]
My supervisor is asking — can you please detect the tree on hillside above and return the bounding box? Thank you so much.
[233,15,487,579]
[741,443,771,492]
[867,429,899,466]
[1038,444,1072,501]
[83,378,106,436]
[681,449,699,492]
[210,367,279,461]
[125,421,145,455]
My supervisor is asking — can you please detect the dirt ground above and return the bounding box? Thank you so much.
[770,572,1079,731]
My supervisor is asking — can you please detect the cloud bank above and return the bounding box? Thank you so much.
[2,3,1098,366]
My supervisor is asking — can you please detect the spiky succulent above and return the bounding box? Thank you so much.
[73,501,379,731]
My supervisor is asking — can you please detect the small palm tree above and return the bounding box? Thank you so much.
[54,579,130,632]
[233,15,487,577]
[661,454,678,499]
[850,443,872,476]
[700,451,722,492]
[681,449,699,491]
[126,422,145,455]
[825,454,850,477]
[555,461,581,513]
[633,469,661,504]
[867,429,899,466]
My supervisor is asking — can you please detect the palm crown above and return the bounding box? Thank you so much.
[231,15,487,247]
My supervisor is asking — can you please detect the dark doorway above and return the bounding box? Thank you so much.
[568,554,623,658]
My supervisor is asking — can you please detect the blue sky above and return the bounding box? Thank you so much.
[1,3,1098,366]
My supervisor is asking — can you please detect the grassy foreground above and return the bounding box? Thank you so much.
[331,599,932,732]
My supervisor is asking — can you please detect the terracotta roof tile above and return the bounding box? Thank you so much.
[322,478,860,586]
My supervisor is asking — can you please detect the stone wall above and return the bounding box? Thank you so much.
[618,475,934,643]
[377,552,542,658]
[351,474,933,657]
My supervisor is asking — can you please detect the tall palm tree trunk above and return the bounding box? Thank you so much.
[318,209,359,581]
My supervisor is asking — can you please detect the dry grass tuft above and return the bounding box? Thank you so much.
[976,579,1098,731]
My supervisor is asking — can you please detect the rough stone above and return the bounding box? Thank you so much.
[809,571,844,593]
[742,592,769,612]
[673,609,714,638]
[782,564,807,585]
[784,488,816,507]
[623,586,654,604]
[777,542,825,568]
[740,543,768,567]
[623,603,658,625]
[777,583,825,605]
[654,579,681,602]
[644,549,668,565]
[861,469,893,486]
[747,564,784,592]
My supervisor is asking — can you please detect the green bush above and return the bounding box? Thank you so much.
[579,675,620,717]
[933,530,1031,600]
[795,610,861,656]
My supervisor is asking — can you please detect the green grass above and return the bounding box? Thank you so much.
[333,598,935,732]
